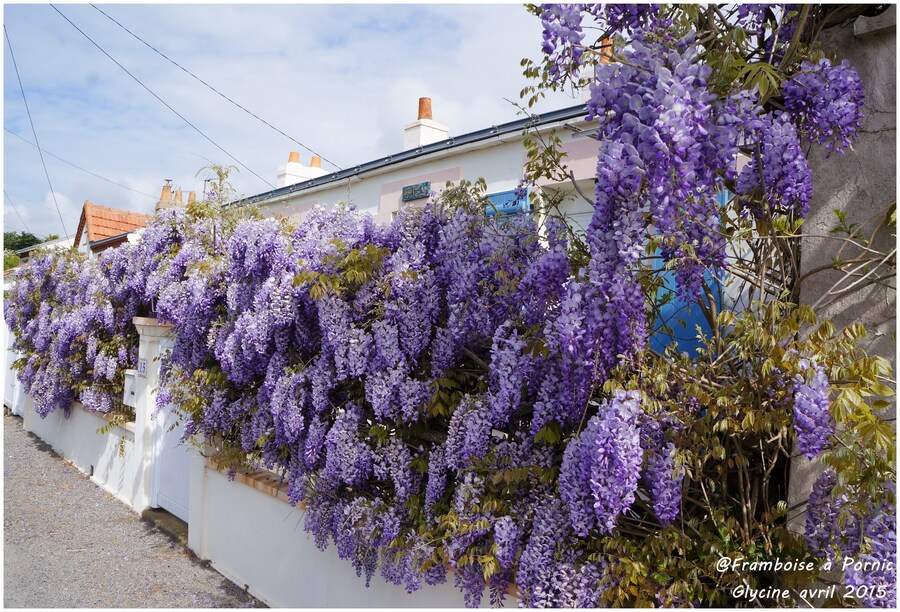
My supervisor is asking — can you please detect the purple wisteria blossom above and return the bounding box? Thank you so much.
[590,4,662,34]
[516,496,571,607]
[792,359,834,459]
[487,322,531,428]
[641,419,683,525]
[559,390,644,536]
[846,502,897,608]
[586,29,730,295]
[494,516,522,570]
[444,397,493,470]
[539,4,585,82]
[737,112,813,218]
[324,404,373,487]
[374,437,417,504]
[784,58,865,153]
[805,470,860,559]
[806,470,896,607]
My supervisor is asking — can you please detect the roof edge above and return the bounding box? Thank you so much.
[14,235,74,255]
[230,103,589,208]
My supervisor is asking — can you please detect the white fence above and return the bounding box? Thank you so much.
[6,316,472,608]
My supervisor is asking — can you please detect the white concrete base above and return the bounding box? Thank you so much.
[189,454,471,608]
[22,396,144,512]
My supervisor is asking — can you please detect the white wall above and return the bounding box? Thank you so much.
[188,455,474,608]
[21,397,144,510]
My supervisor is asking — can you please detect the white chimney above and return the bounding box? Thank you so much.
[403,97,449,151]
[276,152,327,187]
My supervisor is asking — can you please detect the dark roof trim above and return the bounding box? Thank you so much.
[89,232,133,249]
[231,103,589,207]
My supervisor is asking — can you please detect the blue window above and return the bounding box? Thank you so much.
[648,190,730,357]
[485,188,529,217]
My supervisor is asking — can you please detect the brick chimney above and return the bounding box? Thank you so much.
[403,97,449,151]
[276,152,327,187]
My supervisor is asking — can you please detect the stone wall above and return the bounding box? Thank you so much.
[789,6,896,530]
[800,7,896,356]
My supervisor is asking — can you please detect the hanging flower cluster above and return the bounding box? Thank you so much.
[806,470,896,607]
[539,4,586,82]
[792,358,835,459]
[560,390,643,536]
[736,112,813,219]
[591,4,662,34]
[586,29,739,295]
[4,246,145,417]
[640,417,684,525]
[783,58,865,153]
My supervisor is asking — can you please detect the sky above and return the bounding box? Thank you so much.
[3,2,578,242]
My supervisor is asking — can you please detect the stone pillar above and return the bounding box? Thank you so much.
[132,316,175,514]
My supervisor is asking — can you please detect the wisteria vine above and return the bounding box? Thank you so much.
[5,4,895,608]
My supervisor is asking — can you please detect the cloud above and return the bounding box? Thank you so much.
[4,3,576,240]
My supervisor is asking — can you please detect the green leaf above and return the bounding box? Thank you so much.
[534,421,562,445]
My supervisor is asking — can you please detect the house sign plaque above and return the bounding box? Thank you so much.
[401,181,431,202]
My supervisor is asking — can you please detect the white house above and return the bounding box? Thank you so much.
[235,98,599,231]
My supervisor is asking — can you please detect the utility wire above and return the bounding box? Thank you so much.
[50,4,275,190]
[4,188,82,222]
[4,191,34,235]
[5,25,70,237]
[92,4,343,171]
[6,128,158,201]
[3,221,30,235]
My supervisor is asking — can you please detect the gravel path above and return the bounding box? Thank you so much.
[4,414,264,608]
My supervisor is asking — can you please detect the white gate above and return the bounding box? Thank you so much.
[149,338,191,522]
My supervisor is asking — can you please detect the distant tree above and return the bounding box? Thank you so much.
[3,231,42,252]
[43,234,60,242]
[4,250,21,270]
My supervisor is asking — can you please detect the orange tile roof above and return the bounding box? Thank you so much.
[74,200,151,248]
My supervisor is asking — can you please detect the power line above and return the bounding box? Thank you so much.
[4,189,82,222]
[5,128,158,201]
[91,4,342,171]
[4,191,34,235]
[50,4,275,190]
[4,25,70,238]
[3,222,30,236]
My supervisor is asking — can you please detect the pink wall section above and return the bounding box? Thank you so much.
[375,167,463,224]
[535,137,601,188]
[267,199,320,220]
